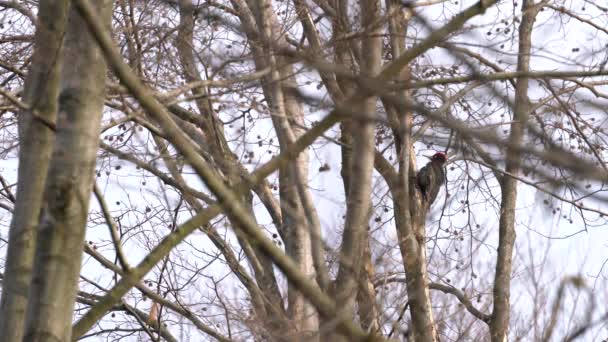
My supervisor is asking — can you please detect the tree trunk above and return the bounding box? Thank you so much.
[490,1,538,341]
[356,238,380,332]
[0,2,69,341]
[332,0,382,337]
[384,1,438,339]
[22,2,112,340]
[236,0,323,337]
[174,2,289,338]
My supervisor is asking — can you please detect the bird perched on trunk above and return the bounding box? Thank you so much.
[416,152,448,206]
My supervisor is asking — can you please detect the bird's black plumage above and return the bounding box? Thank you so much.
[416,152,447,206]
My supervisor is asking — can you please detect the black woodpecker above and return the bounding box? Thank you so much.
[416,152,448,206]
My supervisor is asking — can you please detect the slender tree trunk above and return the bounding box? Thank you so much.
[235,0,323,337]
[0,2,69,341]
[174,2,289,338]
[490,1,538,341]
[356,238,380,332]
[340,123,380,333]
[22,2,113,340]
[385,1,438,340]
[332,0,381,337]
[380,1,439,340]
[392,161,438,342]
[398,186,439,342]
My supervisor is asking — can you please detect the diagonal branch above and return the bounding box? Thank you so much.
[93,184,130,271]
[72,1,360,338]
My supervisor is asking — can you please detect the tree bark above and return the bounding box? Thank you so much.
[236,0,323,337]
[0,1,69,341]
[22,2,112,341]
[490,1,538,341]
[332,0,382,336]
[386,1,438,340]
[356,238,380,332]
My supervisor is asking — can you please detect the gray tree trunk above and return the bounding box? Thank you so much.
[22,2,113,341]
[0,2,69,341]
[236,0,323,336]
[490,1,539,341]
[332,0,382,336]
[389,2,439,339]
[174,0,289,338]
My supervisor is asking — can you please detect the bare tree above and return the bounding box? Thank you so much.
[0,0,607,341]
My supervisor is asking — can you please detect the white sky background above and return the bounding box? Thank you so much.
[0,0,608,340]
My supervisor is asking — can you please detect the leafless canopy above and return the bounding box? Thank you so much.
[0,0,607,341]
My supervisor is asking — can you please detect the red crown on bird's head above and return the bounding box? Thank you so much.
[431,152,448,163]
